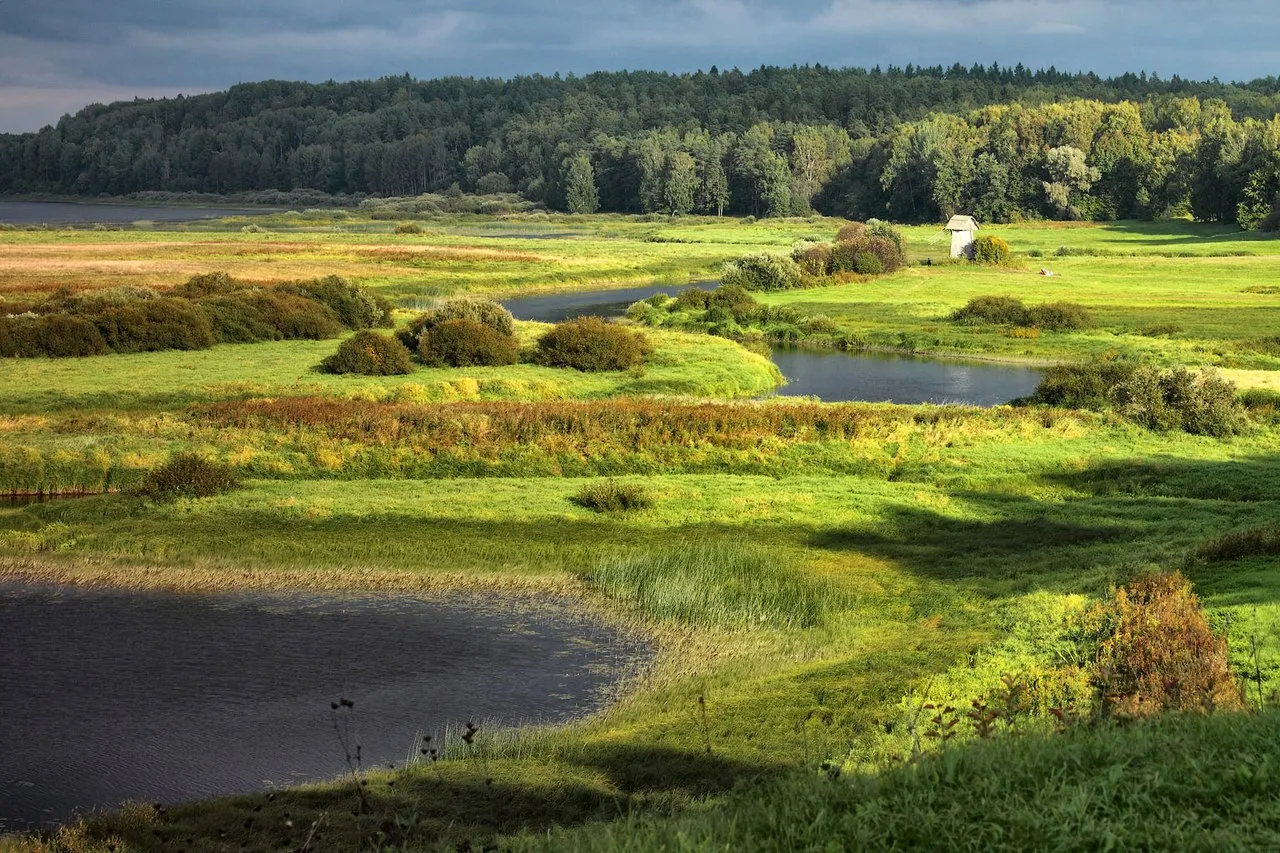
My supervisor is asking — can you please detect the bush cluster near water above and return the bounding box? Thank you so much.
[951,295,1094,331]
[396,298,519,368]
[0,272,392,358]
[628,284,837,346]
[534,316,650,371]
[1027,361,1247,436]
[722,219,908,292]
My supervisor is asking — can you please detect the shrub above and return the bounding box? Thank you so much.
[1026,361,1138,409]
[419,319,519,368]
[792,242,833,276]
[721,253,802,291]
[951,296,1029,325]
[827,240,859,274]
[973,235,1012,265]
[248,292,344,340]
[852,252,884,275]
[172,271,244,299]
[137,453,241,501]
[835,222,868,243]
[672,288,710,312]
[1092,572,1241,719]
[285,276,393,329]
[1025,301,1093,331]
[706,284,759,322]
[399,298,515,349]
[800,314,839,335]
[200,295,284,343]
[32,315,111,357]
[1194,526,1280,563]
[1111,366,1246,437]
[862,234,906,272]
[394,222,424,234]
[573,480,652,513]
[321,331,415,375]
[536,316,650,371]
[866,218,906,255]
[91,298,217,353]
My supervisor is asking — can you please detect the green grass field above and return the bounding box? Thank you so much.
[2,211,1279,851]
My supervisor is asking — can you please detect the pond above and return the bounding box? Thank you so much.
[770,348,1043,406]
[502,284,1042,405]
[0,200,272,225]
[0,582,647,831]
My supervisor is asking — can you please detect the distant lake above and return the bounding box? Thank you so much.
[0,582,647,831]
[0,200,272,225]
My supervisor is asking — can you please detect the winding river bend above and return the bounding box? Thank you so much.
[502,284,1043,405]
[0,583,647,831]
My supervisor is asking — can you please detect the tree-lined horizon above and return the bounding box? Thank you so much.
[6,63,1280,228]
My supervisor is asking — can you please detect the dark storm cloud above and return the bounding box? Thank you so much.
[1,1,1278,132]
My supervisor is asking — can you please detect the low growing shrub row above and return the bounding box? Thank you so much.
[627,284,836,346]
[1026,361,1247,436]
[951,295,1094,331]
[0,273,392,358]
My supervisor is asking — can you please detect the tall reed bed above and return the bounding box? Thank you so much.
[591,540,845,629]
[199,396,1058,452]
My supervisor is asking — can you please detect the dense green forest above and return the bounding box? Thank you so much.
[7,63,1280,226]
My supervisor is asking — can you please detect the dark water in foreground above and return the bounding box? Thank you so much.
[502,284,1042,405]
[0,583,646,831]
[0,200,270,225]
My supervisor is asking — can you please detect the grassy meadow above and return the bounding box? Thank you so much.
[2,209,1279,851]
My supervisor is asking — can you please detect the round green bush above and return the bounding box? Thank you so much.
[974,235,1012,265]
[951,296,1030,325]
[399,298,515,349]
[1025,301,1094,332]
[536,316,650,371]
[138,453,241,501]
[286,276,393,329]
[419,318,519,367]
[852,252,884,275]
[321,331,415,375]
[835,222,868,243]
[721,253,802,291]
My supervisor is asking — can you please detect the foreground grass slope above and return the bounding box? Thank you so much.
[527,710,1280,852]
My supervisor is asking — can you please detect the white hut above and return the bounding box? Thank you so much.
[946,215,980,259]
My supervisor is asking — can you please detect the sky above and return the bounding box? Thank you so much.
[1,0,1277,133]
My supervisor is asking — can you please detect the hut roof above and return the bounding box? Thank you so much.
[946,215,980,232]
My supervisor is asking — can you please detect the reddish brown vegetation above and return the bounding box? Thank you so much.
[1093,572,1242,719]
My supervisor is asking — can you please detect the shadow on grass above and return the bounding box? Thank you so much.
[116,745,780,852]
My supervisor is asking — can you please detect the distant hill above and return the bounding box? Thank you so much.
[4,64,1280,224]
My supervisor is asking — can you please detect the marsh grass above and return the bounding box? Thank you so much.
[573,481,653,513]
[591,540,844,629]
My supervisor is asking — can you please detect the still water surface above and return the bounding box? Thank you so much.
[0,582,646,830]
[501,284,1042,405]
[0,200,270,224]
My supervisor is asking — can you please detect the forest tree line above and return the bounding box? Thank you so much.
[6,64,1280,227]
